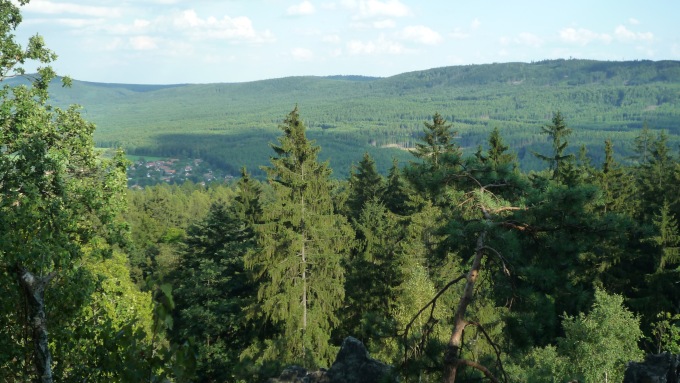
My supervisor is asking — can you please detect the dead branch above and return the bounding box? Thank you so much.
[469,321,509,383]
[401,273,467,365]
[457,359,501,383]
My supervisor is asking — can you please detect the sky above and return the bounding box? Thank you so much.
[14,0,680,84]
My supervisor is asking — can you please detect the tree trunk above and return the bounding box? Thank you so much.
[17,266,55,383]
[443,231,487,383]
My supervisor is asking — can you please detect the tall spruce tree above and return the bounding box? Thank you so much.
[246,106,353,368]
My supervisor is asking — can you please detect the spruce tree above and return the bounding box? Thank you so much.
[346,152,385,220]
[484,127,515,168]
[533,111,575,182]
[169,169,262,382]
[383,158,414,216]
[407,113,462,202]
[413,112,459,168]
[246,106,353,368]
[597,139,636,214]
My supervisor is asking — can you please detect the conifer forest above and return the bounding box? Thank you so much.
[1,1,679,382]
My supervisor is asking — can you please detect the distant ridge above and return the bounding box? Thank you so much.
[6,59,680,178]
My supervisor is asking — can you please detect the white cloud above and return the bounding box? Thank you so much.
[499,32,543,48]
[47,18,104,28]
[517,32,543,47]
[471,18,481,29]
[343,0,410,19]
[450,28,470,40]
[629,18,640,25]
[129,36,158,50]
[170,10,275,43]
[320,2,338,10]
[615,25,653,42]
[291,47,314,61]
[373,19,396,29]
[559,28,612,45]
[346,35,407,55]
[322,34,342,43]
[401,25,442,45]
[101,37,124,52]
[24,0,121,18]
[99,19,152,35]
[287,1,316,16]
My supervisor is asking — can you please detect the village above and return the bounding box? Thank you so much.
[127,157,234,188]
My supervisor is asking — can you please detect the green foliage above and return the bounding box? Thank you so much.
[346,152,385,219]
[651,312,680,354]
[124,182,236,283]
[15,59,679,182]
[532,111,575,183]
[0,4,129,379]
[245,107,354,369]
[515,289,643,383]
[169,169,263,382]
[648,200,680,271]
[2,12,680,378]
[559,289,644,382]
[597,138,636,214]
[48,250,156,382]
[340,202,405,357]
[406,113,463,202]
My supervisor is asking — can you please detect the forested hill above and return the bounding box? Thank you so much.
[32,59,680,178]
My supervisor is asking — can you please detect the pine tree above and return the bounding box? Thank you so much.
[246,106,353,368]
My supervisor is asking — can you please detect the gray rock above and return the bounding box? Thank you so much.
[623,352,680,383]
[325,337,396,383]
[267,366,328,383]
[268,337,397,383]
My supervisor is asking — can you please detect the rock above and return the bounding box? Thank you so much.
[623,352,680,383]
[267,366,328,383]
[268,337,397,383]
[325,337,396,383]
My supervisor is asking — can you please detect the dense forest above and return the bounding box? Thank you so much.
[1,2,679,383]
[12,52,680,179]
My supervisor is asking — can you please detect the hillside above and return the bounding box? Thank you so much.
[19,59,680,179]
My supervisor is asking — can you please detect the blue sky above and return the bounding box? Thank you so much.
[15,0,680,84]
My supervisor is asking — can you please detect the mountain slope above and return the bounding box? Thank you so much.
[9,59,680,178]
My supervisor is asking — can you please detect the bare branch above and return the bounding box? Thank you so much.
[401,274,467,364]
[457,358,501,383]
[469,321,509,383]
